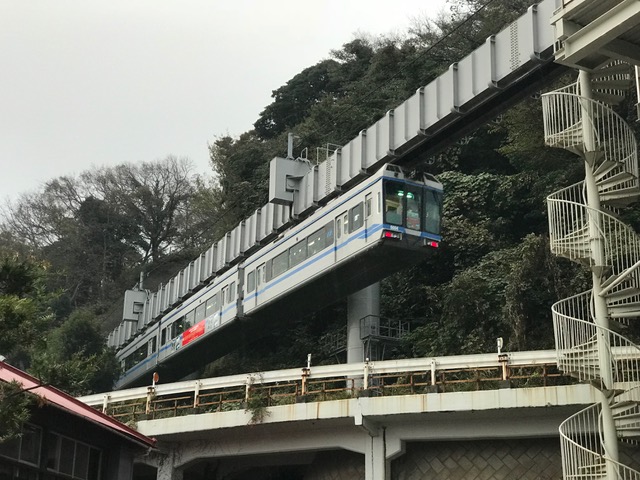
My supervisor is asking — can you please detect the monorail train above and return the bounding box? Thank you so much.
[111,164,443,389]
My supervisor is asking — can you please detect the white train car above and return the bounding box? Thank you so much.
[115,266,240,388]
[113,164,443,388]
[242,164,442,319]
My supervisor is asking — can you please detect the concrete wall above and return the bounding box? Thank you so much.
[305,451,365,480]
[391,439,562,480]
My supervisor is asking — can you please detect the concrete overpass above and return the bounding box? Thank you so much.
[80,350,615,479]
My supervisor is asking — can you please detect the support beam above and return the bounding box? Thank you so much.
[347,283,380,363]
[556,0,640,68]
[365,429,389,480]
[155,448,183,480]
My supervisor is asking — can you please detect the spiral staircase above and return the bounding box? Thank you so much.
[542,62,640,480]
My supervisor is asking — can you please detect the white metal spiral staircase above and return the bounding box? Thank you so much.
[542,62,640,480]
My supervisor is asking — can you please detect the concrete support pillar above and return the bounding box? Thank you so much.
[347,283,380,363]
[156,448,183,480]
[365,430,389,480]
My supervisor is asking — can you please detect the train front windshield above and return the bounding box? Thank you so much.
[383,180,442,235]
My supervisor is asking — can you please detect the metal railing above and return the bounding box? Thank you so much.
[542,75,640,480]
[542,92,638,184]
[78,350,566,422]
[553,309,640,387]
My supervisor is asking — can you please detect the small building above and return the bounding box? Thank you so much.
[0,360,156,480]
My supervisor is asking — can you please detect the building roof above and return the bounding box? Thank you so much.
[0,360,156,449]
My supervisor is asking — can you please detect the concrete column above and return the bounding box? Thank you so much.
[156,448,183,480]
[365,430,389,480]
[347,283,380,363]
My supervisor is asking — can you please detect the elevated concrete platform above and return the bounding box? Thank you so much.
[136,384,596,480]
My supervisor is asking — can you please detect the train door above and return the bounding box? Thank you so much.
[335,210,349,260]
[256,263,265,297]
[365,193,373,240]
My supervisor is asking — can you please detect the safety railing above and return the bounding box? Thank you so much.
[542,93,638,184]
[543,71,640,480]
[78,350,567,422]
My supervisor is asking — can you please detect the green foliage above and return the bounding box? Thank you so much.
[0,381,35,442]
[254,60,342,140]
[245,389,271,425]
[1,156,197,309]
[0,257,53,365]
[0,0,606,389]
[30,310,119,396]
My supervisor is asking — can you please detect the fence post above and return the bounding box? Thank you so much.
[145,386,155,415]
[245,376,252,403]
[498,353,509,380]
[194,380,201,408]
[498,353,511,388]
[102,394,110,414]
[430,359,437,386]
[363,359,370,390]
[301,367,310,396]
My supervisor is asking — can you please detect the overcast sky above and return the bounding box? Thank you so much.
[0,1,448,203]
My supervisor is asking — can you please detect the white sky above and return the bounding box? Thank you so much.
[0,0,448,203]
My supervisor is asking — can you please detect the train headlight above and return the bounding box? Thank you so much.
[426,240,439,248]
[383,230,402,240]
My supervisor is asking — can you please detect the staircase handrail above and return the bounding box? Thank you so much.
[599,259,640,297]
[547,197,640,276]
[542,92,639,181]
[553,305,640,386]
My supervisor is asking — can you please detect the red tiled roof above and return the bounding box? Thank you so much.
[0,360,156,449]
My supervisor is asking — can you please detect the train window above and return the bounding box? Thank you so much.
[195,303,206,323]
[272,250,288,278]
[365,194,372,217]
[207,294,218,315]
[265,260,273,282]
[161,327,167,346]
[336,218,342,239]
[349,203,364,232]
[207,293,220,317]
[247,270,256,293]
[229,282,236,304]
[324,221,334,245]
[185,310,195,328]
[307,228,324,256]
[423,188,443,235]
[221,286,228,305]
[148,337,157,354]
[289,239,307,268]
[342,213,349,235]
[308,221,334,257]
[405,186,422,231]
[170,319,185,339]
[124,343,148,370]
[384,180,404,226]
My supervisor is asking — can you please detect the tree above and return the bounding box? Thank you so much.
[91,156,195,263]
[0,381,35,442]
[254,60,341,140]
[30,309,119,396]
[0,257,53,367]
[0,156,198,307]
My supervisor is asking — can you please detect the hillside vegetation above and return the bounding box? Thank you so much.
[2,0,638,390]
